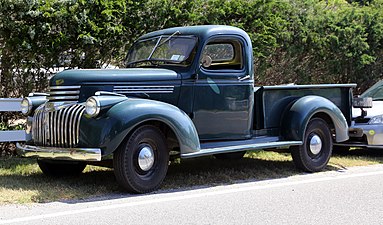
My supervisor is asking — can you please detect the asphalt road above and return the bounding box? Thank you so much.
[1,165,383,225]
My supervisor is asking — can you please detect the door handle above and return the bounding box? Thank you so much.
[238,75,251,81]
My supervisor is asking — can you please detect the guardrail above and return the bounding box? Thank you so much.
[0,98,26,142]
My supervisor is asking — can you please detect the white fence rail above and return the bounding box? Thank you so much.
[0,98,26,142]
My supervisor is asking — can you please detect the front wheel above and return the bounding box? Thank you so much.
[113,125,169,193]
[290,118,333,172]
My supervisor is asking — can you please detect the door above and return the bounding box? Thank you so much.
[192,36,254,140]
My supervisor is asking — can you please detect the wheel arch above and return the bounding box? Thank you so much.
[122,120,183,155]
[282,96,349,143]
[100,98,201,156]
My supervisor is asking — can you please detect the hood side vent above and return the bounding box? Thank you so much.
[114,85,174,94]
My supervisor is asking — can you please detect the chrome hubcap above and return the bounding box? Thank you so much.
[138,146,155,171]
[309,134,322,155]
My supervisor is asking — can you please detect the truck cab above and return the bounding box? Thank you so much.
[17,25,355,193]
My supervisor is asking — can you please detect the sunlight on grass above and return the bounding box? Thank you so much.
[0,188,39,204]
[0,148,382,204]
[246,151,292,161]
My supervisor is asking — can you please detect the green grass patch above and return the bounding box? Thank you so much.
[1,148,383,204]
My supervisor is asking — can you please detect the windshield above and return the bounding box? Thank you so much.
[361,80,383,100]
[126,35,197,67]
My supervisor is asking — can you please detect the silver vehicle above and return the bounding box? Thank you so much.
[336,80,383,149]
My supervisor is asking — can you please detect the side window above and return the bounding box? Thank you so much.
[200,39,243,70]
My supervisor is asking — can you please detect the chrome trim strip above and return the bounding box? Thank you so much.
[47,96,79,100]
[68,105,75,147]
[114,85,175,88]
[61,107,68,147]
[75,106,85,145]
[50,111,57,146]
[47,86,80,102]
[49,86,81,90]
[16,143,102,161]
[334,143,383,149]
[114,86,174,94]
[36,108,40,143]
[115,90,174,93]
[38,108,43,144]
[48,90,80,95]
[54,109,59,146]
[63,105,71,148]
[71,105,82,147]
[181,141,303,158]
[57,109,63,146]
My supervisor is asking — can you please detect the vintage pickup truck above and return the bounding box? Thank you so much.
[17,25,356,193]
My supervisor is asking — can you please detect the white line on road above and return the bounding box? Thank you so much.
[2,168,383,224]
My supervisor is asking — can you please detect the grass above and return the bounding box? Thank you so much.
[1,148,383,204]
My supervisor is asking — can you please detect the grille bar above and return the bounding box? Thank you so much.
[32,104,85,148]
[47,86,81,102]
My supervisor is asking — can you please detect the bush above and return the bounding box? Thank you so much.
[1,0,383,154]
[1,0,382,96]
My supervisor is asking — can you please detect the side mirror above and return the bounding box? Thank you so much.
[353,97,372,108]
[200,55,212,68]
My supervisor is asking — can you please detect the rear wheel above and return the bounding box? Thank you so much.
[290,118,333,172]
[113,125,169,193]
[37,159,86,177]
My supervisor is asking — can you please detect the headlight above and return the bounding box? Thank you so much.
[85,97,100,117]
[20,97,32,115]
[369,115,383,124]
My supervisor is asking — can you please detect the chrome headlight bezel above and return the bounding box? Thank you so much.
[20,97,33,115]
[368,115,383,124]
[85,97,101,117]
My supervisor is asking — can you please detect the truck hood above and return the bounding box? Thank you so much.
[49,68,179,86]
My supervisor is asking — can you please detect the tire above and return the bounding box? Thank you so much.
[290,118,333,172]
[113,125,169,193]
[214,151,246,160]
[37,159,86,177]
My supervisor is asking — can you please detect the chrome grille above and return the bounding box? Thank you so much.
[32,104,85,148]
[47,86,80,102]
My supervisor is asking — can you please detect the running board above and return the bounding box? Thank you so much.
[181,141,302,158]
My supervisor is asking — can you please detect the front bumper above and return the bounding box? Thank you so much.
[352,124,383,146]
[335,124,383,149]
[16,143,102,161]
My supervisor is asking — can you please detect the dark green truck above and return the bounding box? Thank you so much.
[17,25,356,193]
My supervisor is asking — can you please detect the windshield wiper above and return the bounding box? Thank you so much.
[126,30,181,68]
[157,31,181,49]
[126,59,159,67]
[147,30,180,60]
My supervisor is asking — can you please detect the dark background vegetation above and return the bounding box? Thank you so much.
[1,0,382,155]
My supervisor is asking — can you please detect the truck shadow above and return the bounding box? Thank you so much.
[333,147,383,157]
[1,150,383,204]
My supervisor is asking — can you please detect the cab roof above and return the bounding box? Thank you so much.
[138,25,251,44]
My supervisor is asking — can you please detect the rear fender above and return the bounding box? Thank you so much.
[282,96,349,142]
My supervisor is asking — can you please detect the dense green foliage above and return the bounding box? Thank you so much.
[1,0,382,98]
[2,0,383,154]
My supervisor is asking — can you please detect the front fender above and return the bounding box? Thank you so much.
[79,98,200,156]
[282,96,349,143]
